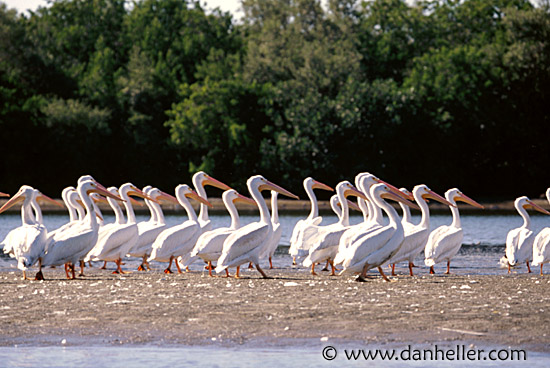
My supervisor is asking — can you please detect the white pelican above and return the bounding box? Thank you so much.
[424,188,484,274]
[260,191,282,269]
[0,186,61,279]
[193,171,232,232]
[339,183,419,282]
[504,196,549,274]
[388,185,453,276]
[85,183,152,274]
[149,184,211,273]
[215,175,298,278]
[333,173,404,266]
[303,181,366,276]
[190,189,255,276]
[129,187,178,271]
[288,177,333,264]
[533,188,550,275]
[41,180,122,279]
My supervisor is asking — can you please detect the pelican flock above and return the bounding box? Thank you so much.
[1,170,549,282]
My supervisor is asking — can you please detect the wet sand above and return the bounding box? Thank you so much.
[0,265,548,351]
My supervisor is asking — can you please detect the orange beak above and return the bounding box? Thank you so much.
[0,192,9,198]
[37,192,65,208]
[128,185,158,203]
[232,193,256,206]
[186,189,213,208]
[258,180,300,200]
[0,192,25,214]
[381,191,421,210]
[156,191,179,205]
[525,200,550,215]
[376,179,414,201]
[456,192,484,209]
[88,186,125,202]
[343,185,367,200]
[311,180,333,192]
[422,189,455,207]
[340,199,361,212]
[203,175,232,191]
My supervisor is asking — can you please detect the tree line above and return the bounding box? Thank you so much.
[1,0,549,199]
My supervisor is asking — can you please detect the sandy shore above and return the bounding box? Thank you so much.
[0,265,548,351]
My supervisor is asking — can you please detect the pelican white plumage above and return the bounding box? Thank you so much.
[41,180,122,279]
[149,184,211,273]
[388,185,453,276]
[398,188,414,231]
[85,183,153,274]
[215,175,299,278]
[0,186,59,279]
[424,188,484,274]
[129,187,178,271]
[533,188,550,275]
[333,173,403,266]
[303,181,366,276]
[503,196,549,274]
[288,177,333,264]
[259,191,283,269]
[339,183,419,282]
[190,189,255,276]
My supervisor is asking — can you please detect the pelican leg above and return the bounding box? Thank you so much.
[255,264,270,279]
[378,266,393,282]
[321,260,329,272]
[526,261,532,273]
[88,261,93,267]
[292,257,296,266]
[64,263,71,279]
[329,260,336,276]
[100,261,107,270]
[164,257,173,274]
[112,258,125,274]
[391,263,396,276]
[137,255,147,271]
[507,262,511,274]
[408,262,414,277]
[541,264,544,276]
[208,261,213,277]
[355,263,371,282]
[248,262,254,269]
[429,266,435,275]
[269,256,273,269]
[225,268,230,278]
[235,266,241,278]
[311,263,318,276]
[22,270,28,280]
[70,263,76,280]
[34,259,44,281]
[185,266,190,273]
[444,260,450,274]
[175,259,183,274]
[79,260,85,277]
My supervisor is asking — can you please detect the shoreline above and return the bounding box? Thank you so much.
[1,267,548,352]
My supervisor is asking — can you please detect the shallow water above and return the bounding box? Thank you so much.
[1,211,548,275]
[0,344,548,367]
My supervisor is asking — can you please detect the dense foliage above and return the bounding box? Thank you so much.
[1,0,549,199]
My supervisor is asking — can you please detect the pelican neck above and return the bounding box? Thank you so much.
[271,191,279,225]
[304,181,319,221]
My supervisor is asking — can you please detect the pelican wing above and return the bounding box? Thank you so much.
[424,226,463,265]
[42,227,97,266]
[217,222,270,269]
[85,224,138,261]
[192,227,232,260]
[533,227,550,266]
[344,225,396,268]
[128,223,167,257]
[149,221,200,262]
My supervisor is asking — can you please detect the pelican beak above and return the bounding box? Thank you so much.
[0,192,9,198]
[456,192,484,209]
[311,180,333,192]
[130,197,144,207]
[232,193,256,206]
[376,179,414,201]
[526,200,550,215]
[37,192,65,208]
[422,189,455,207]
[203,175,232,191]
[186,189,213,207]
[381,191,421,210]
[343,185,367,200]
[89,186,125,202]
[157,191,179,205]
[0,192,25,214]
[258,180,300,200]
[128,185,158,203]
[91,195,109,205]
[343,199,361,212]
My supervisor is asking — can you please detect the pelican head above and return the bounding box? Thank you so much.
[249,175,299,199]
[446,188,484,209]
[0,185,35,214]
[414,184,454,206]
[516,196,550,215]
[193,171,232,191]
[176,184,213,207]
[304,177,333,192]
